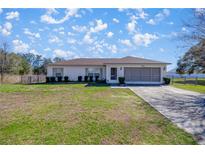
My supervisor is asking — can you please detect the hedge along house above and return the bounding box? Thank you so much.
[47,56,170,84]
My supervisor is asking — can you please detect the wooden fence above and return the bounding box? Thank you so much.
[21,75,46,84]
[0,74,21,84]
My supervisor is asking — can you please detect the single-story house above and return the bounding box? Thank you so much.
[47,56,170,84]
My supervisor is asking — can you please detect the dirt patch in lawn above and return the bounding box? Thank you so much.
[0,93,27,111]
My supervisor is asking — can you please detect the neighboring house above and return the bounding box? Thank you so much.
[47,56,170,84]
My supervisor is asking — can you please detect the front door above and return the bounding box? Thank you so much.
[110,67,117,80]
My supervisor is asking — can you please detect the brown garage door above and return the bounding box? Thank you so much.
[124,67,161,82]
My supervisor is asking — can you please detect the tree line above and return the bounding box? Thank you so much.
[0,42,64,83]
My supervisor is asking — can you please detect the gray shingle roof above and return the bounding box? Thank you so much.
[49,56,170,66]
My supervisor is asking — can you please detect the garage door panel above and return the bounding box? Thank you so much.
[151,68,160,75]
[143,76,152,81]
[151,75,160,82]
[124,67,161,82]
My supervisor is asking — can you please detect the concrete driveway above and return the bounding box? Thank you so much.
[130,86,205,144]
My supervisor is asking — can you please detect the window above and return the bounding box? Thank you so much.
[111,68,117,80]
[53,68,63,77]
[85,68,102,79]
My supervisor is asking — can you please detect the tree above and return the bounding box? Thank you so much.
[19,53,36,73]
[182,9,205,43]
[177,40,205,74]
[19,53,42,75]
[18,58,30,75]
[40,58,52,74]
[7,53,30,75]
[32,55,43,75]
[0,42,9,84]
[177,9,205,74]
[19,53,53,75]
[53,57,65,63]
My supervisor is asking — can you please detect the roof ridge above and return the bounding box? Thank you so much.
[48,56,170,66]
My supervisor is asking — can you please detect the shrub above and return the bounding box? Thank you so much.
[163,77,171,85]
[84,76,88,82]
[50,76,56,82]
[95,76,99,82]
[89,76,93,82]
[64,76,69,82]
[46,77,50,83]
[57,76,62,82]
[78,76,82,82]
[118,77,125,84]
[96,79,106,83]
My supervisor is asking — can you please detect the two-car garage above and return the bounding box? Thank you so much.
[124,67,161,83]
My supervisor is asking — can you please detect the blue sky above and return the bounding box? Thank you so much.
[0,8,195,70]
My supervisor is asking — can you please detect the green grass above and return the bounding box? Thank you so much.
[172,78,205,94]
[0,84,196,144]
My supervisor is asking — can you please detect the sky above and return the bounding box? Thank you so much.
[0,8,198,70]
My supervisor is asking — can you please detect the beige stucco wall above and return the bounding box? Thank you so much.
[47,65,106,81]
[47,63,168,84]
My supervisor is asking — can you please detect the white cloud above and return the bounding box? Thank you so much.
[120,39,132,47]
[13,39,39,55]
[182,27,188,32]
[137,8,148,19]
[89,41,104,53]
[161,9,170,16]
[72,25,87,32]
[82,19,107,45]
[0,22,12,36]
[113,18,119,23]
[107,32,114,38]
[195,8,205,16]
[30,20,37,24]
[0,8,3,14]
[49,36,61,43]
[88,40,109,54]
[53,49,78,59]
[44,48,51,51]
[146,9,170,25]
[47,8,59,15]
[127,20,136,33]
[29,49,40,55]
[24,28,40,39]
[53,27,64,32]
[160,48,165,52]
[90,19,108,33]
[6,11,19,20]
[83,33,93,44]
[38,28,44,32]
[68,32,75,36]
[12,39,29,53]
[53,27,65,35]
[146,19,155,25]
[41,8,79,24]
[107,44,117,53]
[118,8,126,12]
[168,21,174,25]
[59,31,65,35]
[67,38,77,44]
[126,16,137,33]
[132,33,158,47]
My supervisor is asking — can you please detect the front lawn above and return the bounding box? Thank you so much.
[172,78,205,94]
[0,84,196,144]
